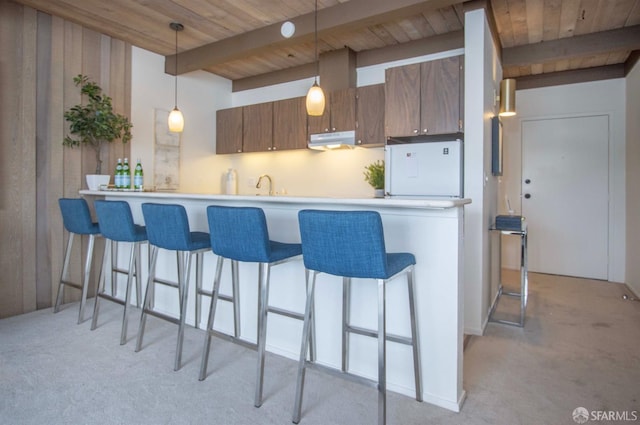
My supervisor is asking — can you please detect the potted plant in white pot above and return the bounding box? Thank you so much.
[63,74,132,190]
[364,160,385,198]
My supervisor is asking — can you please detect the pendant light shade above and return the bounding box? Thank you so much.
[168,107,184,132]
[306,82,325,116]
[169,22,184,132]
[499,78,516,117]
[306,0,325,116]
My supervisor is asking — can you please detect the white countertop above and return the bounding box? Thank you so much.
[79,190,471,209]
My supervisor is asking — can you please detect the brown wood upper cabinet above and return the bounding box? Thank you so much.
[308,87,356,135]
[273,96,307,150]
[385,55,463,138]
[242,102,273,153]
[356,84,385,146]
[216,107,243,154]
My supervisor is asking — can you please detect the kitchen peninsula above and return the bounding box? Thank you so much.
[80,189,470,412]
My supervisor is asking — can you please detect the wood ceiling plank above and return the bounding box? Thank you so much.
[542,0,562,41]
[507,0,530,45]
[424,10,452,34]
[369,23,403,45]
[525,0,544,43]
[438,5,465,31]
[379,22,414,44]
[491,0,516,47]
[558,0,582,38]
[573,0,599,35]
[627,0,640,24]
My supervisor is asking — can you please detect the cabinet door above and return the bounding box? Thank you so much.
[356,84,385,146]
[330,88,356,132]
[273,97,307,151]
[421,56,462,134]
[385,63,421,138]
[216,107,243,154]
[242,102,273,152]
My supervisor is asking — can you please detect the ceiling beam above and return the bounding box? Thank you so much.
[503,25,640,67]
[166,0,462,75]
[515,64,625,90]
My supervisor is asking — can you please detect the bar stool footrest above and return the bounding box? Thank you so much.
[304,361,378,389]
[267,305,304,321]
[144,308,181,326]
[97,292,127,307]
[205,328,258,351]
[59,280,83,291]
[346,324,414,346]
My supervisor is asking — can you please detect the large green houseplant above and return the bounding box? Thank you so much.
[63,74,132,182]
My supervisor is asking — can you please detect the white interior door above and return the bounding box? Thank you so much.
[521,115,609,280]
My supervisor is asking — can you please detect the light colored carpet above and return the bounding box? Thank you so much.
[1,271,638,425]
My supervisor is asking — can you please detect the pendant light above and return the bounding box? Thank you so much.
[306,0,325,116]
[168,22,185,132]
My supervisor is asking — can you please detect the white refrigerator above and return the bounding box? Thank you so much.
[384,139,463,197]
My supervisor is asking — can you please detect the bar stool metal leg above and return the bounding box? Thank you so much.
[77,234,97,324]
[54,233,75,314]
[342,277,351,372]
[377,278,386,425]
[175,251,193,371]
[407,266,422,401]
[292,270,317,424]
[136,245,159,352]
[199,256,225,381]
[231,260,241,337]
[91,239,111,331]
[195,252,204,329]
[254,262,270,407]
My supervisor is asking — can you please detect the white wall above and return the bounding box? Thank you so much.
[626,61,640,296]
[463,9,501,335]
[500,79,626,283]
[131,46,233,193]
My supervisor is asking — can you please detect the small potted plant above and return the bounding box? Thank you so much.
[63,74,132,189]
[364,160,385,198]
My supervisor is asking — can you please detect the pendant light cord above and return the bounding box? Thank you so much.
[174,25,178,108]
[314,0,319,82]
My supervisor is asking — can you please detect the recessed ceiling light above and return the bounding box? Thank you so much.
[281,21,295,38]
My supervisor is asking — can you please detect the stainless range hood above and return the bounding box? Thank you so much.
[308,130,356,150]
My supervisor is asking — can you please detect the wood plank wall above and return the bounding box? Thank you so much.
[0,0,131,319]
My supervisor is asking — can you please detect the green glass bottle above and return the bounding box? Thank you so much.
[134,159,144,190]
[115,158,123,189]
[122,158,131,189]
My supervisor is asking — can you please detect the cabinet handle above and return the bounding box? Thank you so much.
[237,149,242,153]
[267,147,272,151]
[357,140,362,144]
[423,128,428,133]
[332,127,336,131]
[272,146,277,150]
[413,129,419,134]
[324,128,329,132]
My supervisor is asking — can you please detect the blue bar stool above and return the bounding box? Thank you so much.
[91,200,147,345]
[55,198,101,324]
[135,203,210,371]
[199,205,310,408]
[293,210,422,425]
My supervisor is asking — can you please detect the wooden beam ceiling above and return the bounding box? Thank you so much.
[167,0,463,75]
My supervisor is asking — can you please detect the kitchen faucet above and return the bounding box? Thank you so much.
[256,174,273,195]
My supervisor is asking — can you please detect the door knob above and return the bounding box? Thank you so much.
[525,179,531,184]
[524,193,531,199]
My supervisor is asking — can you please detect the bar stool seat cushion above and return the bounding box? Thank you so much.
[59,198,100,235]
[207,205,301,263]
[298,210,415,279]
[141,203,211,251]
[95,200,147,242]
